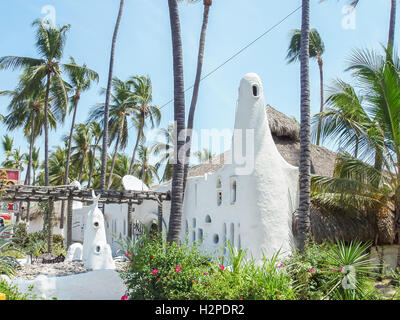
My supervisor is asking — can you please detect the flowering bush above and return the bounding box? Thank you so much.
[119,234,214,300]
[119,236,297,300]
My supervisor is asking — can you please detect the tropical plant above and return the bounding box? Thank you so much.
[1,135,14,163]
[100,0,125,191]
[193,148,215,164]
[296,0,312,254]
[128,76,161,175]
[89,78,136,189]
[151,123,175,182]
[167,0,186,244]
[287,28,325,145]
[87,122,103,189]
[60,57,98,227]
[311,47,400,244]
[1,71,57,186]
[1,148,26,172]
[0,20,82,186]
[178,0,213,200]
[0,226,21,276]
[108,153,130,190]
[131,145,160,188]
[70,123,94,183]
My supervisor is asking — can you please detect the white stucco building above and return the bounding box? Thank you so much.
[89,73,300,260]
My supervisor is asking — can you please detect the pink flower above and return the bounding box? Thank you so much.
[203,272,208,275]
[219,265,225,271]
[310,269,316,273]
[277,264,283,268]
[152,269,158,275]
[131,261,135,264]
[167,275,171,279]
[338,268,343,272]
[121,295,128,300]
[175,265,182,273]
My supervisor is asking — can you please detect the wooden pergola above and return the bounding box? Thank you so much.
[0,184,171,248]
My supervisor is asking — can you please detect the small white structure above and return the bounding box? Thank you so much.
[65,243,83,262]
[79,192,115,270]
[122,175,149,191]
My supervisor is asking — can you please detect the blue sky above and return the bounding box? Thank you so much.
[0,0,394,167]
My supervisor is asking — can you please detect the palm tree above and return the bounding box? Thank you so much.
[296,0,312,253]
[1,148,26,171]
[311,79,372,159]
[60,57,98,227]
[87,122,103,189]
[70,124,93,183]
[312,47,400,245]
[127,76,161,175]
[100,0,125,191]
[108,153,130,190]
[167,0,186,243]
[1,71,57,186]
[89,78,135,189]
[31,147,40,185]
[178,0,212,198]
[0,20,76,188]
[346,0,396,52]
[131,145,160,188]
[151,123,175,182]
[1,135,14,164]
[287,28,325,145]
[193,148,215,164]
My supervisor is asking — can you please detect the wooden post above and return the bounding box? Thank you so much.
[157,198,163,234]
[127,202,133,239]
[66,194,73,248]
[47,197,54,254]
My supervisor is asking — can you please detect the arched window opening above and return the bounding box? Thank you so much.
[213,234,219,244]
[217,191,222,206]
[231,179,237,204]
[252,84,259,97]
[205,215,212,223]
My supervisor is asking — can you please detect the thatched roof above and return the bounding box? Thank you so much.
[189,105,396,246]
[188,105,336,178]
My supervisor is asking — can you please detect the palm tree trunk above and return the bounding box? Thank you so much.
[78,150,87,183]
[297,0,311,254]
[87,139,100,189]
[100,0,125,191]
[24,114,35,229]
[24,113,35,186]
[107,129,121,189]
[183,3,210,197]
[316,55,324,146]
[66,195,73,248]
[44,71,51,187]
[47,198,54,253]
[129,116,144,175]
[388,0,397,52]
[167,0,186,244]
[60,94,80,229]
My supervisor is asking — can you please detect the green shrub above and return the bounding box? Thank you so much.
[0,226,21,276]
[0,279,28,300]
[22,232,65,257]
[119,236,296,300]
[119,234,213,300]
[284,240,380,300]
